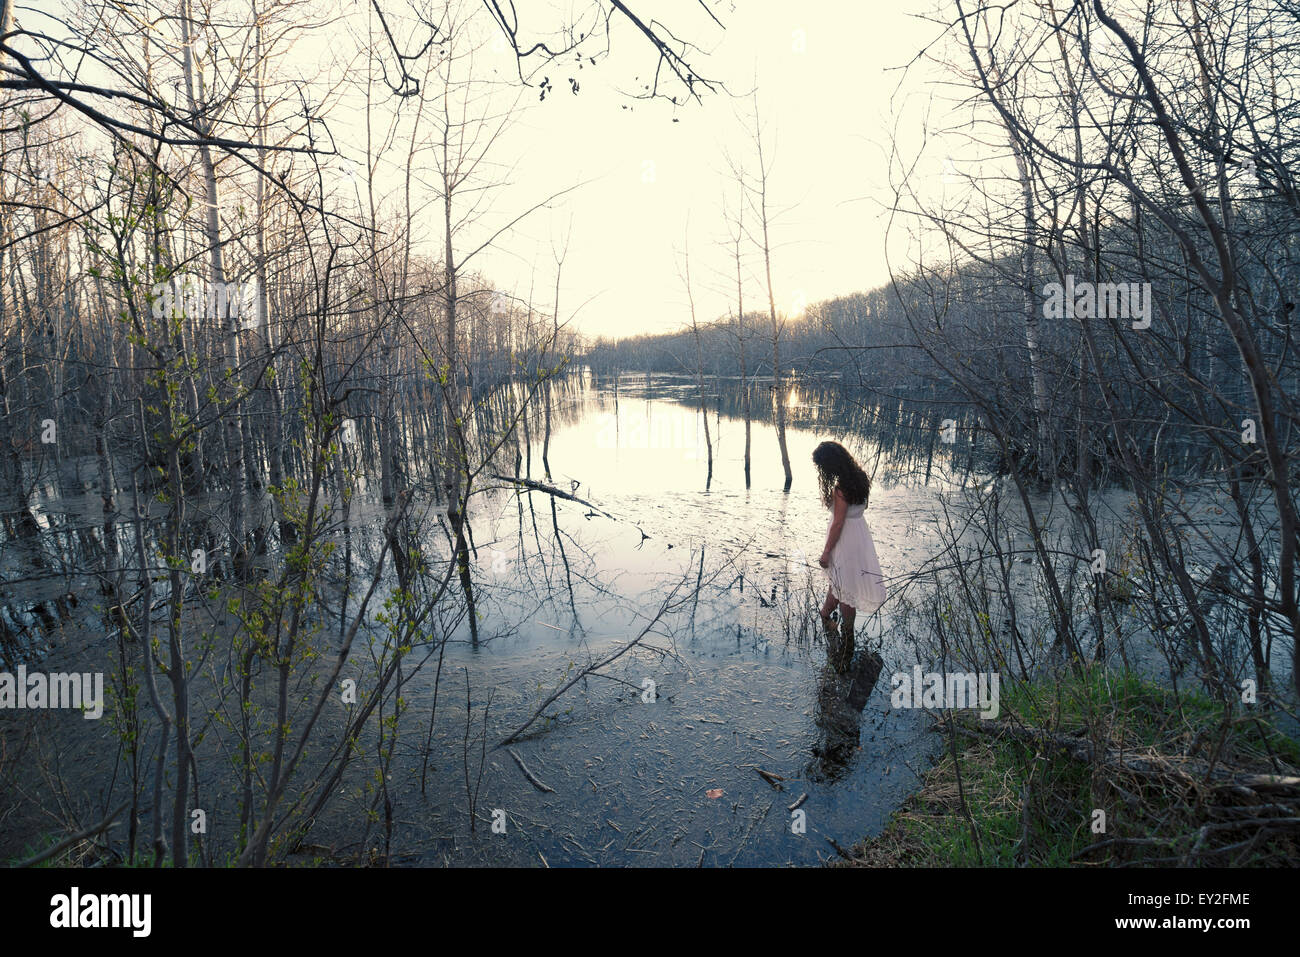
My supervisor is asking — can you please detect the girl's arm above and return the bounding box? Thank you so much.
[819,488,849,567]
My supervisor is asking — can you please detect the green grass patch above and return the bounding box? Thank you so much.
[839,666,1300,867]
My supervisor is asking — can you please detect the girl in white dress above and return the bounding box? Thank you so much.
[814,441,886,645]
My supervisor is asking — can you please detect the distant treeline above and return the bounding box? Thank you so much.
[580,212,1286,484]
[582,286,935,395]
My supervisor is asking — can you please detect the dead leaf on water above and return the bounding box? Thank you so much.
[705,788,724,799]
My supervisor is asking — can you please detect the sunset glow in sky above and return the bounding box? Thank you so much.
[312,0,955,340]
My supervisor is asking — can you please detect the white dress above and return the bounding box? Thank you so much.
[825,503,886,613]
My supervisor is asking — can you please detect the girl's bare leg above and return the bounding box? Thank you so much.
[820,586,838,623]
[837,601,857,665]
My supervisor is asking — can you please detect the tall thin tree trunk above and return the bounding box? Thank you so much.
[751,104,792,489]
[1008,133,1050,480]
[254,11,283,499]
[681,236,713,484]
[181,0,246,574]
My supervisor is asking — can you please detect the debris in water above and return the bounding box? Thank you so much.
[508,748,556,793]
[756,768,785,790]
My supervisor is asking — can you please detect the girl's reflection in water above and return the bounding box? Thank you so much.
[808,630,884,782]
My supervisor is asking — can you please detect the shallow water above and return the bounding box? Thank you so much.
[325,375,964,865]
[4,371,1295,865]
[9,372,1293,865]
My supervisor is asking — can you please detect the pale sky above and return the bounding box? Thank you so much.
[36,0,962,341]
[308,0,957,340]
[465,0,950,339]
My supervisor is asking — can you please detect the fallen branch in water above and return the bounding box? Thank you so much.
[728,800,773,866]
[495,580,687,748]
[756,768,785,790]
[489,473,656,541]
[489,474,614,518]
[507,748,556,794]
[826,836,857,861]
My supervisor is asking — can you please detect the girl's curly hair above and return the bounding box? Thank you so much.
[812,440,870,509]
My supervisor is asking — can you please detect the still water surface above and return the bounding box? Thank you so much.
[381,374,961,865]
